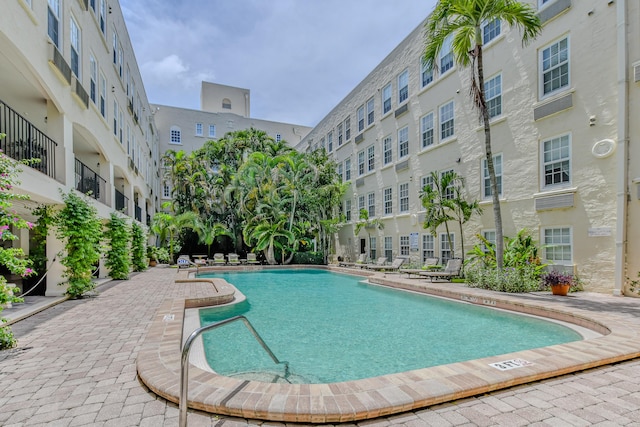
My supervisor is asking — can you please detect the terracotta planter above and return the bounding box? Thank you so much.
[551,283,570,296]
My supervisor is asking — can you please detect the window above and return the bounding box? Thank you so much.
[357,105,365,132]
[485,74,502,119]
[48,0,60,48]
[482,154,503,198]
[119,109,123,143]
[398,70,409,103]
[421,58,433,88]
[337,163,343,182]
[542,134,570,187]
[99,0,106,34]
[399,183,409,213]
[99,72,107,118]
[441,170,455,200]
[345,199,352,221]
[384,236,393,261]
[421,174,434,192]
[398,126,409,158]
[337,123,343,146]
[383,136,393,165]
[70,17,81,78]
[89,55,97,104]
[358,150,365,175]
[344,117,351,140]
[482,230,496,253]
[420,112,434,148]
[327,131,333,152]
[422,234,435,261]
[370,237,377,260]
[195,123,203,136]
[222,98,232,109]
[320,137,325,151]
[113,100,118,137]
[440,101,455,140]
[209,124,216,137]
[276,134,281,143]
[367,192,375,217]
[541,37,569,97]
[400,235,410,256]
[366,97,375,126]
[482,19,501,44]
[440,233,455,264]
[382,83,392,114]
[384,187,393,215]
[344,158,351,181]
[367,145,375,172]
[358,194,365,212]
[163,183,171,198]
[544,227,572,263]
[170,126,182,144]
[440,34,454,74]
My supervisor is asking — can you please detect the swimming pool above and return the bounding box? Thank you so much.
[198,269,581,383]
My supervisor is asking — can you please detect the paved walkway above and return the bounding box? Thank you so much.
[1,267,640,426]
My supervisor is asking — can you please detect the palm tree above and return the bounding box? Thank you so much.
[354,208,384,258]
[420,171,459,259]
[449,181,482,265]
[423,0,541,268]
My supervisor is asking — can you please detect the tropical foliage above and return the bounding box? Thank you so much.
[423,0,541,268]
[104,213,131,279]
[160,128,344,264]
[130,222,147,272]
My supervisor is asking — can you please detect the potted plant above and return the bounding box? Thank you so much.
[541,270,574,296]
[147,246,159,267]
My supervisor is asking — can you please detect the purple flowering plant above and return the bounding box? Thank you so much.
[541,269,574,287]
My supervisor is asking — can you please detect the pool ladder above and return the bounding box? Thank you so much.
[179,315,289,427]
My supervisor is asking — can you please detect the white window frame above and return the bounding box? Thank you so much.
[382,136,393,165]
[482,230,496,253]
[345,199,352,222]
[482,19,501,45]
[99,0,106,34]
[369,236,377,260]
[440,233,455,264]
[162,182,171,199]
[367,192,376,217]
[337,123,343,146]
[398,70,409,104]
[440,34,454,74]
[420,112,434,148]
[358,194,366,212]
[543,227,572,264]
[366,97,375,126]
[337,163,343,182]
[99,72,107,118]
[70,16,81,78]
[422,234,435,261]
[89,54,97,104]
[170,126,182,145]
[482,154,503,199]
[421,174,434,193]
[441,169,455,200]
[421,58,433,88]
[357,150,365,176]
[208,124,216,138]
[485,74,502,119]
[399,182,409,213]
[357,105,365,132]
[383,187,393,215]
[327,131,333,152]
[400,235,410,256]
[113,100,118,137]
[384,236,393,261]
[398,126,409,158]
[344,158,351,181]
[48,0,61,48]
[439,100,455,140]
[344,117,351,140]
[195,123,203,136]
[540,36,570,98]
[541,133,571,189]
[382,83,392,114]
[367,145,375,172]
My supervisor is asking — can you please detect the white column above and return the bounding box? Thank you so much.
[45,230,67,297]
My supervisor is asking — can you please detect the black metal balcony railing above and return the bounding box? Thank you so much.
[0,100,58,180]
[134,205,142,222]
[75,158,107,205]
[115,189,128,214]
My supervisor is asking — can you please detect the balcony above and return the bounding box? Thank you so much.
[0,99,58,180]
[75,158,107,205]
[115,189,128,214]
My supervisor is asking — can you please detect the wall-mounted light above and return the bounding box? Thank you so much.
[111,86,115,93]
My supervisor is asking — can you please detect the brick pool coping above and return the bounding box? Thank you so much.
[136,266,640,423]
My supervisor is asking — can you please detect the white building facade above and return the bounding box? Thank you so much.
[298,0,640,295]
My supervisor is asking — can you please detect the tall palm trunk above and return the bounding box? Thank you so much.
[476,45,504,269]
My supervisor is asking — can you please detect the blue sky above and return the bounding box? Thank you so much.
[120,0,436,127]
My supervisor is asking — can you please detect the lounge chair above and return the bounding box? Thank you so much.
[177,255,192,269]
[227,253,241,265]
[246,253,260,265]
[366,257,406,272]
[419,258,462,282]
[338,253,367,268]
[400,257,440,278]
[211,253,226,265]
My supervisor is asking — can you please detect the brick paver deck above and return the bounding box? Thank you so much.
[1,266,640,426]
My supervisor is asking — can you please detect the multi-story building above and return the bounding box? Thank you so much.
[1,0,160,296]
[154,81,311,202]
[297,0,640,295]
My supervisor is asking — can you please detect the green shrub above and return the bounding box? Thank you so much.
[131,222,147,272]
[465,264,541,293]
[292,251,324,265]
[105,213,131,279]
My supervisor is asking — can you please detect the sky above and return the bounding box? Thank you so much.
[120,0,437,128]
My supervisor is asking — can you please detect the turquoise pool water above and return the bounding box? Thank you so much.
[198,269,581,384]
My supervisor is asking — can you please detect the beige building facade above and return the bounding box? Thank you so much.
[298,0,639,295]
[1,0,160,295]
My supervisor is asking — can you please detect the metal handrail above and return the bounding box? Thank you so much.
[179,315,289,427]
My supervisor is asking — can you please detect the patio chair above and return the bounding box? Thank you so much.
[338,253,367,268]
[246,253,260,265]
[177,255,192,269]
[212,253,226,265]
[366,257,406,272]
[227,253,241,265]
[419,258,462,282]
[400,257,440,278]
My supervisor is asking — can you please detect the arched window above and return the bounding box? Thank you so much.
[170,126,181,144]
[222,98,232,109]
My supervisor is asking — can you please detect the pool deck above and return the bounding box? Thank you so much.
[2,265,640,426]
[137,265,640,424]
